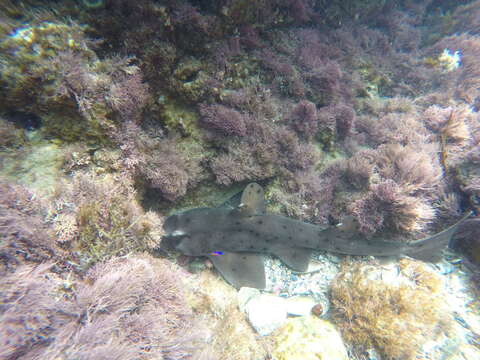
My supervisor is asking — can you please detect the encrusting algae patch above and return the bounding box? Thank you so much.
[271,316,349,360]
[183,270,270,360]
[330,258,453,360]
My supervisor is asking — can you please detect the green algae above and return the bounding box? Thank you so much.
[159,97,201,137]
[0,134,64,196]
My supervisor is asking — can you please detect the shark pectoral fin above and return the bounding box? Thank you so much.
[272,247,312,272]
[235,183,266,217]
[207,252,266,289]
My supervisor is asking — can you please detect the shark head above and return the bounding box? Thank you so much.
[160,184,269,289]
[162,207,229,256]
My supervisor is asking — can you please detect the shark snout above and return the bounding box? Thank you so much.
[163,214,179,234]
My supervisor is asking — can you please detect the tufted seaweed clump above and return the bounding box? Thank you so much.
[0,255,209,359]
[0,179,65,275]
[46,171,163,269]
[330,259,452,360]
[0,117,26,149]
[183,269,269,360]
[0,21,95,113]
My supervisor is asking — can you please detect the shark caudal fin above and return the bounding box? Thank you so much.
[208,251,266,289]
[406,211,473,262]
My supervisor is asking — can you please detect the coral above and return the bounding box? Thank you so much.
[330,259,452,360]
[198,103,248,137]
[0,255,209,359]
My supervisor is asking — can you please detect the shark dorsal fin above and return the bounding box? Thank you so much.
[236,183,266,217]
[336,216,361,233]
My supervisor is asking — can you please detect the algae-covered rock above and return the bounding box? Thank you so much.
[0,21,95,112]
[184,270,269,360]
[330,259,453,360]
[272,316,349,360]
[0,140,64,195]
[0,21,150,143]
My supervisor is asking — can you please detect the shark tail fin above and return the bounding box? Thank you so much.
[406,211,472,262]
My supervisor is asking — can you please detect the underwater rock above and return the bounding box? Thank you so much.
[284,296,317,317]
[330,259,453,359]
[245,293,287,336]
[4,111,42,130]
[272,316,349,360]
[184,270,269,359]
[237,287,261,313]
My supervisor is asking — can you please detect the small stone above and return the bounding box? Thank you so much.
[272,316,349,360]
[245,294,287,336]
[311,303,324,317]
[285,296,316,316]
[237,287,261,313]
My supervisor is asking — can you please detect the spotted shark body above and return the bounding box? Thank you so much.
[162,183,471,289]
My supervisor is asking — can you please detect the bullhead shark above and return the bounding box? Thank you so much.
[162,183,472,289]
